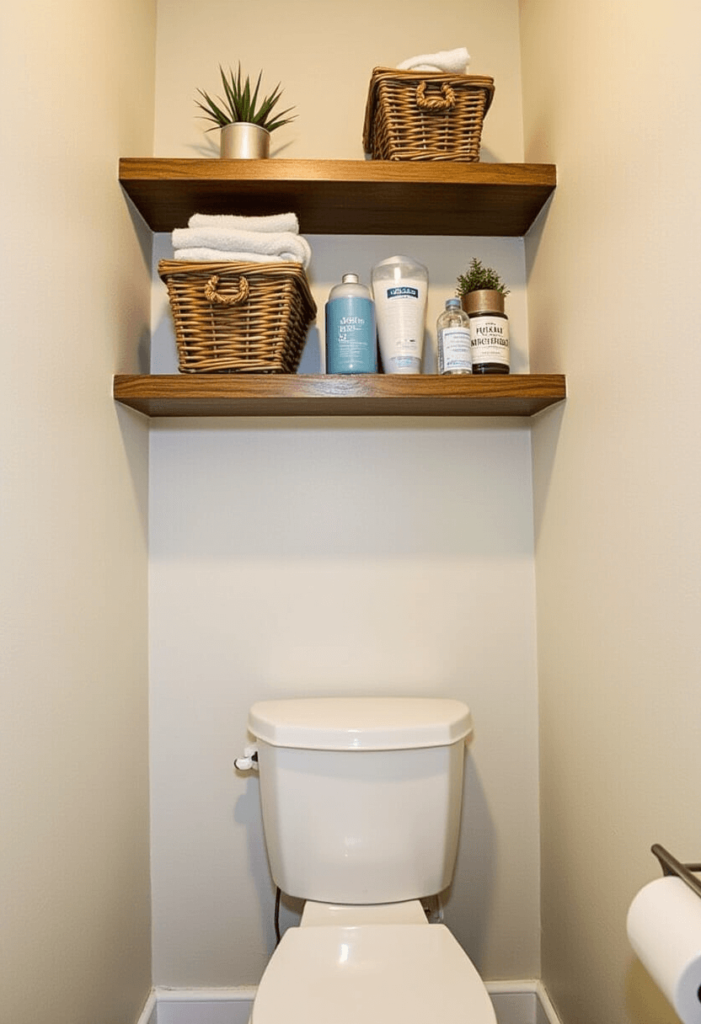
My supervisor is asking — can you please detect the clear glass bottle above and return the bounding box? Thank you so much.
[437,298,472,375]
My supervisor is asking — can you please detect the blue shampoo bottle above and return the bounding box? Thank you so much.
[325,273,377,374]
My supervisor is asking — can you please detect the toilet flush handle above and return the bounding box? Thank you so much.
[234,744,259,772]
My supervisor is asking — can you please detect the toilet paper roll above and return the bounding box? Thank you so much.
[627,876,701,1024]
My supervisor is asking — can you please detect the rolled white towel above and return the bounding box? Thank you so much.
[188,212,299,234]
[172,226,311,268]
[173,249,307,265]
[397,47,470,74]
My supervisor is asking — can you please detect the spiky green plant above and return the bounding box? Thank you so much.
[196,64,296,132]
[457,258,510,297]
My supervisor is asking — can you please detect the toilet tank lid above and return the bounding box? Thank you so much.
[247,698,473,751]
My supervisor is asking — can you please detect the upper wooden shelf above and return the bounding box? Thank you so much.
[118,159,556,236]
[113,373,566,419]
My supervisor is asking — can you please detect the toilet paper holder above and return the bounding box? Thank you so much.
[652,844,701,900]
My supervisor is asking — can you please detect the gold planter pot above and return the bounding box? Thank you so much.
[461,289,505,316]
[220,122,271,159]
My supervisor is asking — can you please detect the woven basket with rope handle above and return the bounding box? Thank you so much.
[362,67,494,162]
[158,260,317,374]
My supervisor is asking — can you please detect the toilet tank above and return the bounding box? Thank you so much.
[247,697,473,905]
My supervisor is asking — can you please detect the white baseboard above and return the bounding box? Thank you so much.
[152,987,257,1024]
[487,981,561,1024]
[135,990,157,1024]
[149,981,561,1024]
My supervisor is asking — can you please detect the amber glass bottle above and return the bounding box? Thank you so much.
[462,290,510,374]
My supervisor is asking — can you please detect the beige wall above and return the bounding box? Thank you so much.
[153,0,524,162]
[0,1,156,1022]
[9,0,698,1018]
[149,0,542,988]
[9,1,696,1016]
[521,2,701,1023]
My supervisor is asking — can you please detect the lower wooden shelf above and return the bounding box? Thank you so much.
[113,374,565,418]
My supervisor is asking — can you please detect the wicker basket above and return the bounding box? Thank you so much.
[363,67,494,162]
[159,260,317,374]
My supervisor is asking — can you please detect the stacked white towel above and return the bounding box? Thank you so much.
[172,212,311,269]
[189,212,299,233]
[397,47,470,74]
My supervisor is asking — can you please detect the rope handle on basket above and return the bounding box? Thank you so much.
[415,80,456,111]
[204,274,250,306]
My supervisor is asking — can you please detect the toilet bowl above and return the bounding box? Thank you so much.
[240,698,495,1024]
[250,902,497,1024]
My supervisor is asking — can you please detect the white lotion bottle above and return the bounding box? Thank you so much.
[371,255,428,374]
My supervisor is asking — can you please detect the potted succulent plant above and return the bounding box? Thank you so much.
[196,64,296,159]
[456,257,510,313]
[456,258,511,374]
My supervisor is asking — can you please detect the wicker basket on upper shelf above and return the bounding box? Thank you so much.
[363,67,495,162]
[158,260,317,374]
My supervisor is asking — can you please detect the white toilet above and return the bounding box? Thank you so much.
[241,696,497,1024]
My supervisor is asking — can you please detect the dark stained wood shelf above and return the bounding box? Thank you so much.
[117,159,562,419]
[113,374,566,418]
[119,158,556,236]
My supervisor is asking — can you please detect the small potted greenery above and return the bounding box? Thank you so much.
[456,257,510,314]
[196,64,296,159]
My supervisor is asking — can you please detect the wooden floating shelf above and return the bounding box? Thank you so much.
[113,374,566,419]
[118,158,556,236]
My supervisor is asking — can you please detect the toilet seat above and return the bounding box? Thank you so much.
[250,923,497,1024]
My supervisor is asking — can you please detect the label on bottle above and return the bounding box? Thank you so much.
[438,327,472,374]
[387,286,419,300]
[325,297,377,374]
[469,315,510,368]
[375,281,425,374]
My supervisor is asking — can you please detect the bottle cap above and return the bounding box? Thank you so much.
[342,273,360,284]
[371,255,429,284]
[446,298,461,308]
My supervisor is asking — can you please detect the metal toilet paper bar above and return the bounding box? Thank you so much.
[652,844,701,900]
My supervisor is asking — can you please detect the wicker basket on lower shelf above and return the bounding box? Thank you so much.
[363,67,495,162]
[158,260,317,373]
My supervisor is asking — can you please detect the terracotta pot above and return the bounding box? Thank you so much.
[220,123,271,159]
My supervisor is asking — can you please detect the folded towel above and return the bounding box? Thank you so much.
[188,212,299,234]
[397,47,470,74]
[172,227,311,268]
[173,248,307,266]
